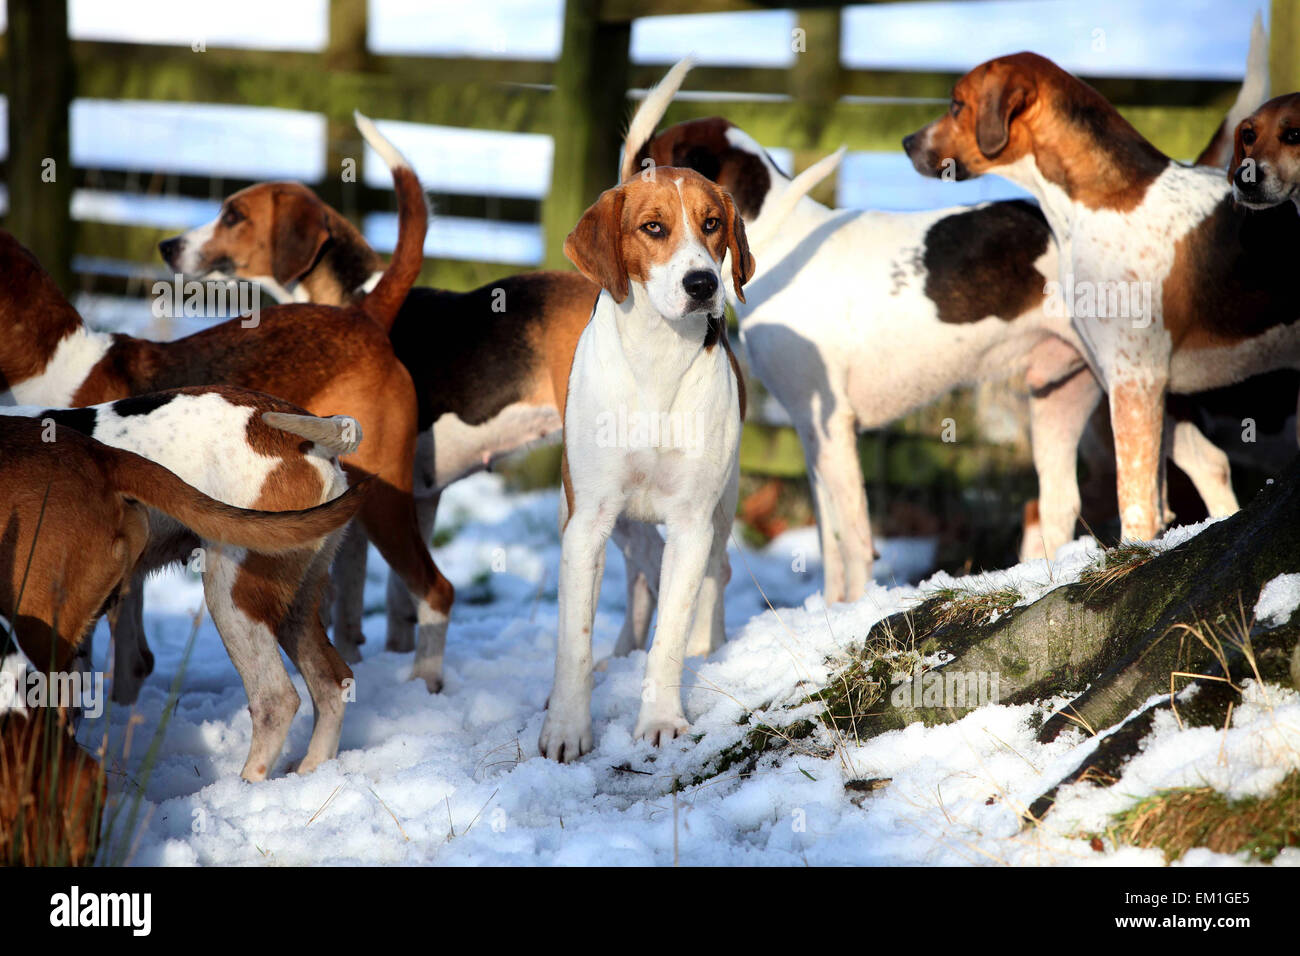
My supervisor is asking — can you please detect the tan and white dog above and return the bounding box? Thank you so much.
[538,167,753,761]
[905,51,1300,544]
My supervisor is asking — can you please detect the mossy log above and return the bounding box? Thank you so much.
[845,456,1300,743]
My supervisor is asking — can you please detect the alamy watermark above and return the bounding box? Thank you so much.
[0,667,105,719]
[595,405,706,452]
[890,665,1001,709]
[151,274,261,328]
[1043,273,1153,328]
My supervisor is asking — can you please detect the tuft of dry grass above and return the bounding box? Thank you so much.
[1077,541,1161,597]
[926,584,1023,631]
[1099,769,1300,862]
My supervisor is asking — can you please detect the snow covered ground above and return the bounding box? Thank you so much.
[55,474,1298,867]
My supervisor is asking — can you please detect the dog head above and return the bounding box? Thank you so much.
[564,167,755,319]
[1231,93,1300,209]
[158,182,331,289]
[903,53,1050,181]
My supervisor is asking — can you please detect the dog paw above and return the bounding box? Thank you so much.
[335,640,363,665]
[409,659,444,694]
[538,713,592,763]
[633,712,690,747]
[385,634,415,654]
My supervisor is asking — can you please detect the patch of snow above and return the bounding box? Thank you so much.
[1255,574,1300,629]
[63,474,1296,866]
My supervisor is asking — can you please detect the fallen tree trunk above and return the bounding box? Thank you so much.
[839,456,1300,746]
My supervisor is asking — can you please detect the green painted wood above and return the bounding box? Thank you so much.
[542,0,631,269]
[4,0,74,294]
[1272,0,1300,96]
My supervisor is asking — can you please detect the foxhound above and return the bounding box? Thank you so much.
[0,115,457,695]
[905,49,1300,543]
[539,167,753,761]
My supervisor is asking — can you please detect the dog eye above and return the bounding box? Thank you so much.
[641,221,664,236]
[221,207,244,227]
[1241,128,1257,147]
[702,217,720,233]
[1283,128,1300,145]
[950,99,964,118]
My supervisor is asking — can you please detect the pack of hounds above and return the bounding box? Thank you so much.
[4,19,1300,831]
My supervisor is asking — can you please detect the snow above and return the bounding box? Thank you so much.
[1255,574,1300,629]
[49,469,1295,867]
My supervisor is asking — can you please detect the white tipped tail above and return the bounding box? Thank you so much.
[620,56,696,183]
[1194,13,1269,168]
[263,412,363,456]
[745,146,846,249]
[355,110,410,171]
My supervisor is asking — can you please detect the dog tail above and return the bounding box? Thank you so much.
[356,111,427,332]
[261,411,363,456]
[744,146,846,247]
[620,56,695,183]
[1195,12,1269,168]
[107,448,368,555]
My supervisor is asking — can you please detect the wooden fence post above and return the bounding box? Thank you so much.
[789,9,843,206]
[1271,0,1300,96]
[324,0,370,222]
[542,0,631,270]
[5,0,74,294]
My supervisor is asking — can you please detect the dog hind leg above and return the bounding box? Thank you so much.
[203,549,301,782]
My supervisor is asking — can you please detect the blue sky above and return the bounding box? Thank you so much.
[0,1,1272,262]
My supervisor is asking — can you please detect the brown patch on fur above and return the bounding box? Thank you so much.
[0,236,83,392]
[1162,196,1300,348]
[560,448,575,532]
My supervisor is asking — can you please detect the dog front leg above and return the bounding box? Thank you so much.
[635,515,715,745]
[540,509,611,761]
[1110,374,1169,542]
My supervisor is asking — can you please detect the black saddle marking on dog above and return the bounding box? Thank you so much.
[38,406,99,436]
[112,393,176,418]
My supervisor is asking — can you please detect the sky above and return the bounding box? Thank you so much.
[0,0,1273,262]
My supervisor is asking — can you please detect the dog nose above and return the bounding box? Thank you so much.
[1233,165,1255,191]
[902,133,916,154]
[683,270,718,302]
[158,237,181,265]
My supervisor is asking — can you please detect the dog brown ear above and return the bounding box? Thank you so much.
[271,190,330,287]
[722,191,754,303]
[564,187,628,302]
[1229,122,1248,184]
[976,67,1032,159]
